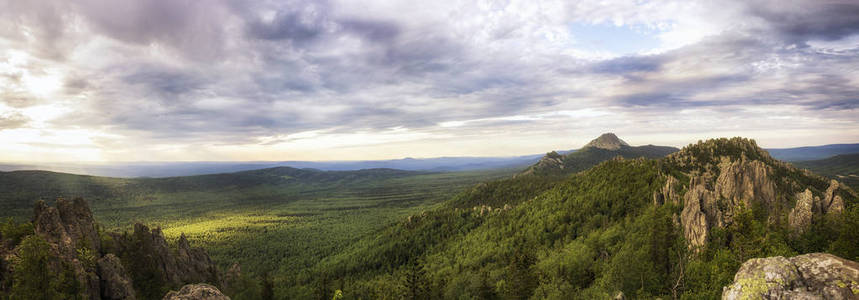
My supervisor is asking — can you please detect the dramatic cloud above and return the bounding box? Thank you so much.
[0,0,857,162]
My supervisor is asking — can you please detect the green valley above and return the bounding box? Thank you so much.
[1,135,858,299]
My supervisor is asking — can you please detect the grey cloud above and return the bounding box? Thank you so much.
[4,0,859,153]
[340,18,401,42]
[248,9,330,43]
[747,0,859,44]
[72,0,231,59]
[0,0,233,61]
[122,66,209,97]
[592,55,664,74]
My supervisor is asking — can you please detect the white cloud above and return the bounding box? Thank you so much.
[0,0,857,162]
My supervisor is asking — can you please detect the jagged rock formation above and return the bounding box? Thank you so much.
[528,151,565,173]
[666,138,855,251]
[722,253,859,299]
[583,133,630,150]
[98,254,136,300]
[163,284,230,300]
[789,179,847,235]
[32,198,109,299]
[653,175,681,205]
[678,155,777,250]
[110,224,220,288]
[2,198,222,299]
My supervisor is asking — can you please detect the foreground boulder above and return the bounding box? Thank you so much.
[723,253,859,299]
[163,284,230,300]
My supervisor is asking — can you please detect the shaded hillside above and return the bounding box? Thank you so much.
[519,133,678,177]
[302,138,858,299]
[767,143,859,161]
[794,153,859,189]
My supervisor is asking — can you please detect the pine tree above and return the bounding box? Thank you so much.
[260,272,275,300]
[401,259,428,300]
[9,235,83,299]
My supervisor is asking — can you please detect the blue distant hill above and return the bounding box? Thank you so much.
[766,143,859,162]
[2,142,857,178]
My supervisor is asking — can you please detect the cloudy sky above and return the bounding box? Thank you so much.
[1,0,858,162]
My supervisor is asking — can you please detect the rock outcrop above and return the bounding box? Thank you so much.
[788,179,846,235]
[668,138,852,251]
[98,254,136,300]
[723,253,859,299]
[32,198,108,299]
[110,224,220,288]
[518,151,565,176]
[583,133,629,150]
[163,284,230,300]
[13,198,222,299]
[679,155,777,250]
[653,175,681,206]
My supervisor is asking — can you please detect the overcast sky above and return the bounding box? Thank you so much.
[1,0,858,162]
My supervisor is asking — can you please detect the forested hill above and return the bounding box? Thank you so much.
[519,133,678,177]
[794,153,859,189]
[0,167,423,222]
[303,137,859,299]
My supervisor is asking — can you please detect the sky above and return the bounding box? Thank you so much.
[0,0,858,162]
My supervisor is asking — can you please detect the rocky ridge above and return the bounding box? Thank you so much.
[109,224,220,288]
[2,198,222,299]
[660,138,857,251]
[723,253,859,299]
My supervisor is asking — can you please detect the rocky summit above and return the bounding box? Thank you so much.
[658,138,857,252]
[723,253,859,299]
[583,132,630,150]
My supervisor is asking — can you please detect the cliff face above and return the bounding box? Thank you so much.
[3,198,221,299]
[723,253,859,299]
[32,198,118,300]
[678,156,778,250]
[109,224,220,288]
[664,138,856,251]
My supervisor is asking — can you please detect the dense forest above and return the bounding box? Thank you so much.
[287,138,858,299]
[0,137,857,299]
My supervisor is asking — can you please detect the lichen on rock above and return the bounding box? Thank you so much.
[723,253,859,300]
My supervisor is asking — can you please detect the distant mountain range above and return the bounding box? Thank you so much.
[1,138,856,178]
[766,143,859,161]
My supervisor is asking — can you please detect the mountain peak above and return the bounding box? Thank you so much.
[583,133,630,150]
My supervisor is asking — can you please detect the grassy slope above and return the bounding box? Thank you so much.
[0,167,518,276]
